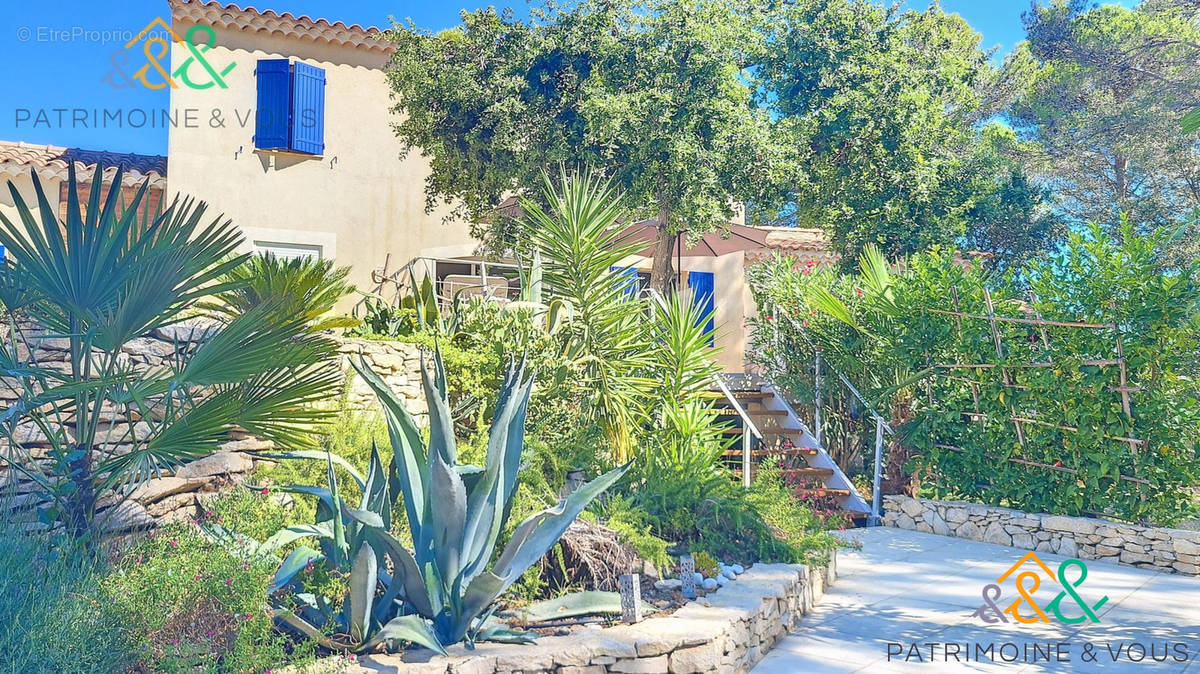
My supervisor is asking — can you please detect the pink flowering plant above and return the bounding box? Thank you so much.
[102,519,313,673]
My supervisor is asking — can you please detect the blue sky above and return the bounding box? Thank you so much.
[0,1,1104,156]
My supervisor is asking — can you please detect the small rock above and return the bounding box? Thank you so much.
[702,577,718,591]
[653,579,682,591]
[692,572,703,584]
[715,575,729,587]
[731,563,745,574]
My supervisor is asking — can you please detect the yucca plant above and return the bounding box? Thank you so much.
[0,165,342,543]
[254,346,629,652]
[519,168,655,461]
[208,252,357,332]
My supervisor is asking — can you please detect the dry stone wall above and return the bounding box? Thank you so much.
[0,327,430,531]
[336,337,430,421]
[883,495,1200,576]
[330,554,837,674]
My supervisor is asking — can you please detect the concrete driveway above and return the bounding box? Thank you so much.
[754,528,1200,673]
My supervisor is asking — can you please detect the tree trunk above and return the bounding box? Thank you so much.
[1113,155,1128,208]
[648,207,675,295]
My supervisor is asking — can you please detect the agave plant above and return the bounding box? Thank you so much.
[350,273,445,338]
[0,165,342,542]
[254,346,629,652]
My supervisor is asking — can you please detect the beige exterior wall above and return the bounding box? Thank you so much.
[0,174,52,230]
[166,22,477,303]
[618,252,751,373]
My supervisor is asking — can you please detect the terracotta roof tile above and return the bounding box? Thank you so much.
[742,227,840,264]
[758,227,829,252]
[170,0,394,54]
[0,141,166,188]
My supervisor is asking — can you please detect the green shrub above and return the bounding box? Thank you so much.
[692,550,720,578]
[587,496,672,573]
[747,464,843,567]
[102,521,313,673]
[203,486,296,549]
[254,406,391,524]
[752,222,1200,524]
[357,330,499,419]
[0,517,133,674]
[619,454,844,567]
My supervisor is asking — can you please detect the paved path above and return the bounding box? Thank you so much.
[754,528,1200,673]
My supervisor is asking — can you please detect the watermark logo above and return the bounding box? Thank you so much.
[102,17,234,91]
[972,551,1109,625]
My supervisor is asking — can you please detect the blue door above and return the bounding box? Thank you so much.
[687,271,715,347]
[611,266,640,297]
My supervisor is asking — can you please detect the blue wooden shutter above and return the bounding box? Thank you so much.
[687,271,716,347]
[290,62,326,155]
[610,266,640,297]
[254,59,291,150]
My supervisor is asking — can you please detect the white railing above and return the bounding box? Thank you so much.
[772,307,895,526]
[710,373,764,489]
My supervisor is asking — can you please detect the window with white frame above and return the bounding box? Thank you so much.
[252,240,323,261]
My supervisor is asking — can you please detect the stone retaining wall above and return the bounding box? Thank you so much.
[335,337,429,421]
[339,553,836,674]
[0,327,428,530]
[883,495,1200,576]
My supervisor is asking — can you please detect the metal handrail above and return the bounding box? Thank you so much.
[771,307,894,525]
[776,309,894,434]
[711,374,763,440]
[712,373,763,489]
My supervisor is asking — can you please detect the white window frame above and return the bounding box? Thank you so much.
[239,227,337,261]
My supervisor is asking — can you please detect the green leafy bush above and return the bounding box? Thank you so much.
[254,406,391,524]
[586,496,672,573]
[103,521,309,673]
[909,224,1200,523]
[753,222,1200,523]
[624,458,814,565]
[747,463,844,567]
[692,550,720,578]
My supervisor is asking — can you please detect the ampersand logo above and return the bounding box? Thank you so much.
[970,551,1110,625]
[102,17,235,91]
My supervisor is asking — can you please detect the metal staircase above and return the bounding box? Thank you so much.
[712,376,872,522]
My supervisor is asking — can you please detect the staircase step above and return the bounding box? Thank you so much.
[727,391,773,401]
[780,467,834,479]
[715,409,787,417]
[721,427,805,437]
[722,447,818,458]
[793,488,853,498]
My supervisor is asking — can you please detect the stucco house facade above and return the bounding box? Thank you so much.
[165,0,478,298]
[612,227,835,373]
[0,0,840,375]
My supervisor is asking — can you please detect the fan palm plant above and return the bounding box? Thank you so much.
[208,252,357,332]
[0,165,342,543]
